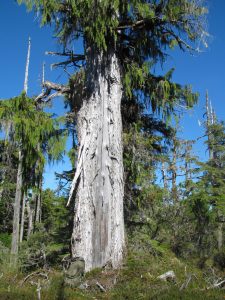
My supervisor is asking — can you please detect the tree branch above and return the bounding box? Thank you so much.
[117,19,146,30]
[45,51,85,69]
[35,81,70,103]
[162,29,196,52]
[46,51,84,59]
[51,59,82,69]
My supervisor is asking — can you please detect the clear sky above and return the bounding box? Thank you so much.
[0,1,225,190]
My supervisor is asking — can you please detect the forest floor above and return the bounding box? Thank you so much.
[0,240,224,299]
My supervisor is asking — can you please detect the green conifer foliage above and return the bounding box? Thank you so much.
[17,0,207,115]
[0,93,66,190]
[203,121,225,214]
[16,0,209,271]
[186,121,225,257]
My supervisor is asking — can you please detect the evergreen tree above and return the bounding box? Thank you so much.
[18,0,207,271]
[123,113,172,229]
[0,141,17,236]
[184,117,225,263]
[202,121,225,250]
[0,93,66,261]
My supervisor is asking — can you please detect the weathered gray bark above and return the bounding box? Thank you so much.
[35,192,41,223]
[69,51,125,272]
[10,150,23,262]
[19,193,26,243]
[27,200,34,239]
[24,37,31,94]
[161,162,168,190]
[34,189,41,229]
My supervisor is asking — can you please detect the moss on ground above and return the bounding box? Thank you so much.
[0,243,224,299]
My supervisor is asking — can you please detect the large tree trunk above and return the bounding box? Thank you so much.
[70,50,125,272]
[11,150,23,263]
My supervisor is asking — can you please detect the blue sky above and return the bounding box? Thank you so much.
[0,1,225,190]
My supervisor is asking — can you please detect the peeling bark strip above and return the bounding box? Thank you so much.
[70,51,125,271]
